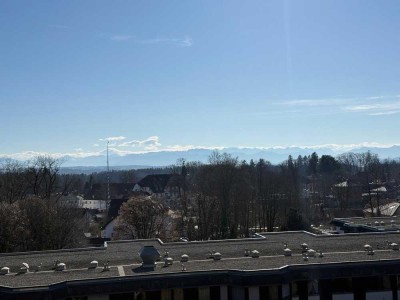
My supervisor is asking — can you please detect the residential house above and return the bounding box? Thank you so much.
[85,183,136,200]
[101,198,129,239]
[133,174,183,207]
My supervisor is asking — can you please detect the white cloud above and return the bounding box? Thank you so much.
[99,136,127,142]
[180,36,193,47]
[93,144,100,147]
[0,150,102,161]
[163,144,224,152]
[119,136,161,151]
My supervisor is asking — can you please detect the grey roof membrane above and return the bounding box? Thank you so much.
[2,231,400,288]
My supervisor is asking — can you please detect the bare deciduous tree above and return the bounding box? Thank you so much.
[115,196,167,239]
[0,159,28,203]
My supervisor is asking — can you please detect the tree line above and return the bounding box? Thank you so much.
[171,151,400,240]
[1,151,400,250]
[0,156,85,252]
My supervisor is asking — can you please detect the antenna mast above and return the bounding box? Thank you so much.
[107,141,110,210]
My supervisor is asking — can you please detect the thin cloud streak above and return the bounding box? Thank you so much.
[110,34,193,47]
[368,110,400,116]
[278,98,351,107]
[136,36,193,47]
[344,101,400,116]
[275,95,400,116]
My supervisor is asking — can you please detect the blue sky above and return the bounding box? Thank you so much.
[1,0,400,159]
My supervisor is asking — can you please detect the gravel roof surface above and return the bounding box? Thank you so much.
[123,249,400,276]
[2,231,400,288]
[0,268,119,288]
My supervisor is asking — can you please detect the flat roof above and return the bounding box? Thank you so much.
[2,231,400,289]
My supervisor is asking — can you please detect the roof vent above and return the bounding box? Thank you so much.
[208,250,216,259]
[20,263,29,273]
[181,254,189,262]
[380,221,385,225]
[374,221,379,226]
[89,260,98,269]
[213,252,222,260]
[301,243,309,252]
[307,249,316,257]
[140,245,160,268]
[251,250,260,258]
[364,244,372,251]
[55,262,66,271]
[0,267,10,275]
[283,248,292,256]
[164,257,173,267]
[391,243,399,250]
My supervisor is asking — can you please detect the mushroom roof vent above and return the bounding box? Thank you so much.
[55,263,66,271]
[283,248,292,256]
[89,260,98,269]
[301,243,309,251]
[181,254,189,262]
[251,250,260,258]
[164,257,173,267]
[20,263,29,274]
[364,244,372,251]
[307,249,316,257]
[213,252,222,260]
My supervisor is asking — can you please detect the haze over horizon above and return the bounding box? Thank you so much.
[2,1,400,159]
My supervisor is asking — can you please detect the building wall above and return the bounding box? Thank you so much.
[102,219,115,239]
[82,200,107,210]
